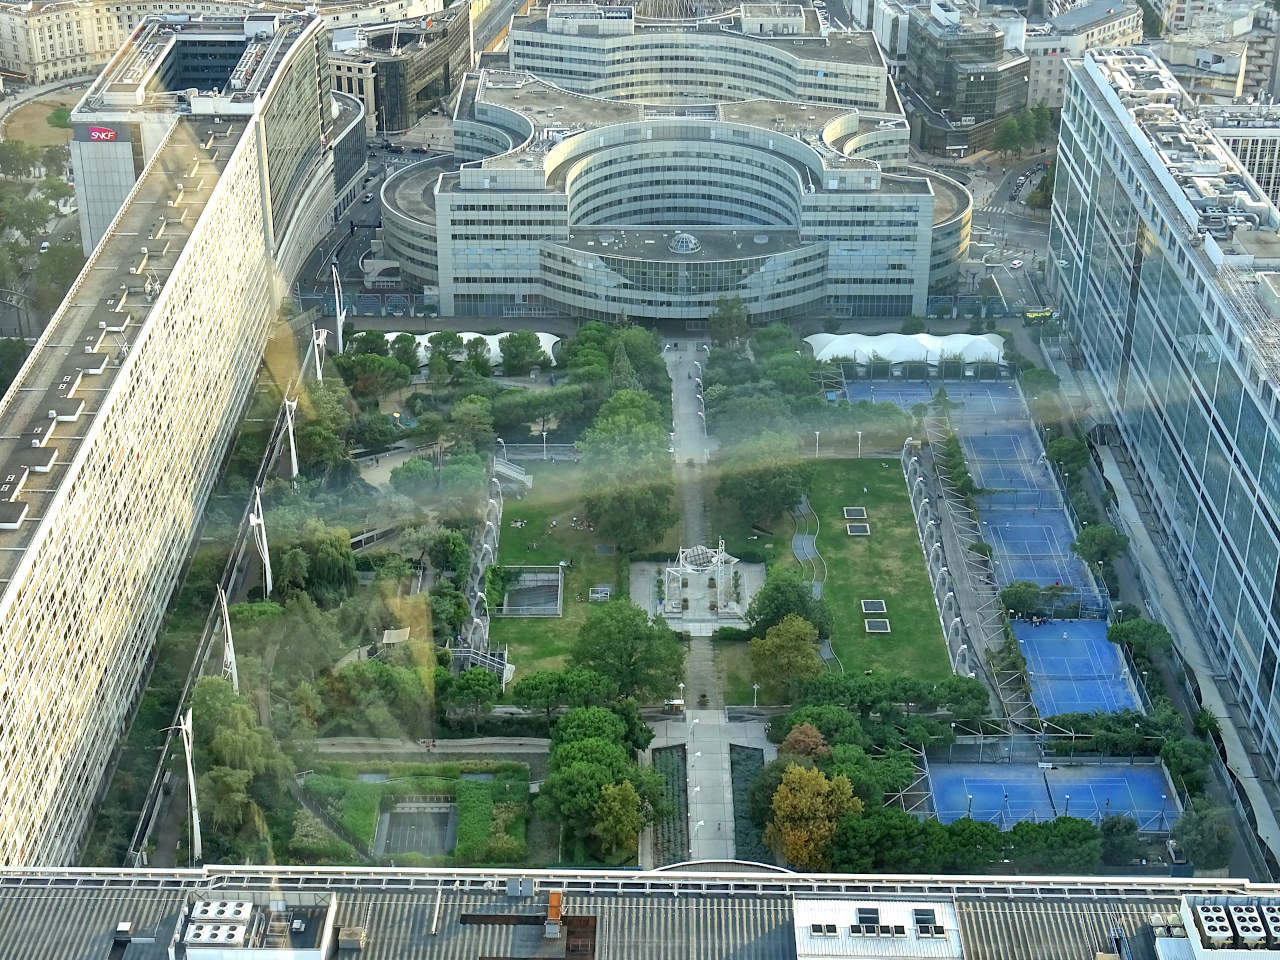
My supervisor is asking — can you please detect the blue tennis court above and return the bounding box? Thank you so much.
[844,381,934,409]
[1016,620,1140,716]
[928,763,1056,826]
[970,458,1045,491]
[964,431,1039,463]
[928,761,1178,829]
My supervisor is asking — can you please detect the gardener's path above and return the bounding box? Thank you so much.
[664,341,720,707]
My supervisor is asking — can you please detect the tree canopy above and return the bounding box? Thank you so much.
[570,602,684,702]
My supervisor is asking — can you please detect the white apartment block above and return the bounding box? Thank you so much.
[1024,0,1141,109]
[0,13,353,866]
[506,3,891,109]
[0,0,441,82]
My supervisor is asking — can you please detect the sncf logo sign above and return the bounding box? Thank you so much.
[88,126,117,142]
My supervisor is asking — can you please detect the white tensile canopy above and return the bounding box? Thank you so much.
[804,332,1005,365]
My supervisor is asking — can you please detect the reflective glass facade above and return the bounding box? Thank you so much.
[1049,51,1280,775]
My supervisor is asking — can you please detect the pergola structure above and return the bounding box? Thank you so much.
[663,541,743,621]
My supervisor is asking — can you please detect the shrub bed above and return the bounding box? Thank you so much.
[455,780,496,861]
[651,745,689,865]
[304,774,382,847]
[729,745,771,864]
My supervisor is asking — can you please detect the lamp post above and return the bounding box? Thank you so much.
[967,794,973,817]
[1063,793,1070,816]
[541,430,548,461]
[856,429,862,459]
[496,437,506,460]
[814,430,821,458]
[752,683,759,708]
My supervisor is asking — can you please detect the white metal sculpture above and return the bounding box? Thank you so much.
[663,539,742,619]
[283,396,299,479]
[330,261,346,355]
[180,708,202,864]
[218,585,239,695]
[311,325,327,380]
[249,485,273,596]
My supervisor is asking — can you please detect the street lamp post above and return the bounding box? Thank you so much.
[496,437,506,460]
[814,430,820,458]
[856,430,862,459]
[542,430,548,461]
[678,681,685,704]
[752,683,759,708]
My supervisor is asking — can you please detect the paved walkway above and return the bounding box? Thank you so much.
[664,340,724,688]
[316,736,550,755]
[648,709,775,862]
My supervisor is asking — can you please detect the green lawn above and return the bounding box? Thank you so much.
[487,462,622,684]
[808,458,950,680]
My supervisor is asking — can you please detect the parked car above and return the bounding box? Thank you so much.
[412,146,429,154]
[363,193,374,203]
[38,241,49,254]
[1009,258,1023,268]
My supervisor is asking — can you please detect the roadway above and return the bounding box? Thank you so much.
[296,149,457,298]
[950,151,1057,312]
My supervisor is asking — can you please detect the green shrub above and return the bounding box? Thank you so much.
[304,774,381,846]
[454,779,495,861]
[288,809,358,863]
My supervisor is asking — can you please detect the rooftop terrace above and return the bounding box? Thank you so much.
[0,117,247,588]
[76,14,311,115]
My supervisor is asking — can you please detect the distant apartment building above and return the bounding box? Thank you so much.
[0,12,360,867]
[899,0,1030,155]
[1024,0,1141,109]
[329,4,471,133]
[0,0,443,82]
[1049,49,1280,828]
[506,3,892,109]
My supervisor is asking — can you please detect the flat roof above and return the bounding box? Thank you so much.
[1049,0,1139,33]
[0,867,1263,960]
[512,6,885,66]
[76,15,313,114]
[0,118,248,588]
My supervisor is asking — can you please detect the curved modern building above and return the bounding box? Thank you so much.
[507,3,890,109]
[382,52,970,320]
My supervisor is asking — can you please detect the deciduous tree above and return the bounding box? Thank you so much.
[746,568,833,638]
[765,764,860,870]
[499,330,551,376]
[1173,803,1234,870]
[750,614,823,700]
[571,602,684,701]
[592,780,648,856]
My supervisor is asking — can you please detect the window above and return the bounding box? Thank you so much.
[857,907,880,927]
